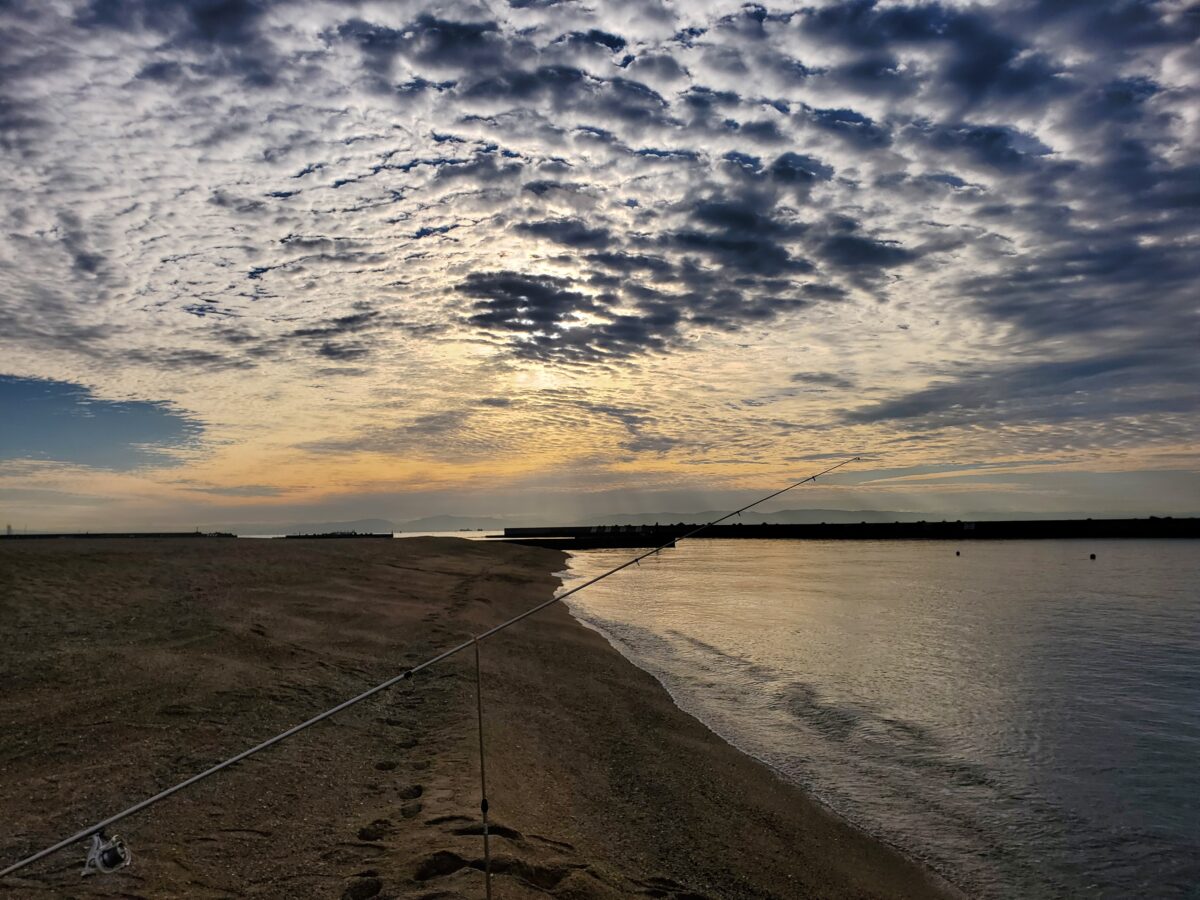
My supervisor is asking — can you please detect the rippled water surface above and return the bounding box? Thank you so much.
[560,540,1200,898]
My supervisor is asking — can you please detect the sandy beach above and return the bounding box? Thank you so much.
[0,537,960,899]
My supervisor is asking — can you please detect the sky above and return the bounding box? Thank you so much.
[1,0,1198,530]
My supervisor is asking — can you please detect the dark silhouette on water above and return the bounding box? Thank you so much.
[0,531,235,540]
[496,517,1199,549]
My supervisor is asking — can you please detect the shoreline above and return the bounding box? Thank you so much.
[1,537,960,898]
[557,558,965,898]
[563,604,940,883]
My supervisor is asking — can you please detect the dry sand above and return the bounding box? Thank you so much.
[0,537,961,899]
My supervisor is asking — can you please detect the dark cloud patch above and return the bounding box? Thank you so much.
[598,77,673,125]
[77,0,265,45]
[456,267,806,364]
[463,67,676,127]
[635,147,700,161]
[459,271,606,337]
[792,372,856,390]
[289,310,380,337]
[336,15,506,79]
[515,218,611,248]
[78,0,277,85]
[722,151,763,175]
[801,283,849,301]
[0,94,46,155]
[317,341,370,361]
[820,233,916,270]
[183,483,284,497]
[736,119,786,143]
[830,54,919,98]
[666,198,811,277]
[523,180,580,196]
[397,76,457,94]
[681,85,740,111]
[579,402,680,454]
[258,308,389,364]
[959,230,1196,340]
[40,212,106,278]
[413,224,458,239]
[124,347,256,372]
[298,407,490,456]
[464,64,590,103]
[136,59,184,82]
[799,1,1067,111]
[919,122,1052,171]
[844,347,1199,430]
[802,105,892,148]
[769,152,835,189]
[1024,0,1198,51]
[559,29,626,53]
[586,252,674,274]
[432,149,523,182]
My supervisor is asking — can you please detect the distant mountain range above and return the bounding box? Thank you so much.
[224,518,397,536]
[575,509,922,526]
[219,508,1157,535]
[223,515,509,535]
[395,514,512,532]
[571,509,1165,525]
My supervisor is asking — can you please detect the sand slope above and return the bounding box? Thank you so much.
[0,538,959,899]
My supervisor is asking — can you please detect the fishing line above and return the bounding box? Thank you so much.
[0,456,859,879]
[473,637,492,900]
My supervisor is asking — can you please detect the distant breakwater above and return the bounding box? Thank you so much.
[0,531,395,540]
[496,517,1200,549]
[0,532,236,540]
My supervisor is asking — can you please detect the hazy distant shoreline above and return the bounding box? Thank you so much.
[6,514,1196,542]
[14,508,1186,538]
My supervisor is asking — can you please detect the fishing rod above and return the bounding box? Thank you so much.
[0,455,860,880]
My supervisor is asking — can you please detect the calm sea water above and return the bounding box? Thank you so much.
[559,540,1200,899]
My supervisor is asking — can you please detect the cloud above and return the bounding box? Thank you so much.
[0,0,1197,507]
[844,348,1200,433]
[515,218,611,248]
[792,372,855,390]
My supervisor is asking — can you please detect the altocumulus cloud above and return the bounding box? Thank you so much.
[0,0,1196,469]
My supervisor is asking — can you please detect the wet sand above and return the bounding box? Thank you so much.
[0,538,960,899]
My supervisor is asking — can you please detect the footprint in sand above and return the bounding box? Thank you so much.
[450,822,523,841]
[341,875,383,899]
[633,875,713,900]
[412,851,580,891]
[357,819,393,841]
[529,833,575,852]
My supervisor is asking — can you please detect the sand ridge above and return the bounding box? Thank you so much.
[0,537,960,899]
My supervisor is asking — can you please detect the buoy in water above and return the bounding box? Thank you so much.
[1089,553,1096,560]
[955,550,960,556]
